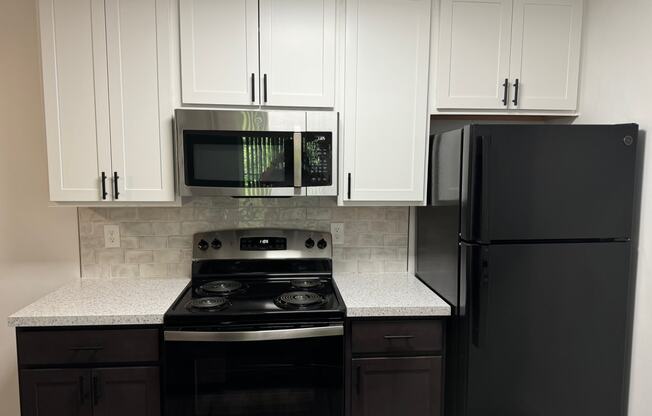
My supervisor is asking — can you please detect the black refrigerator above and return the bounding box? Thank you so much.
[416,124,639,416]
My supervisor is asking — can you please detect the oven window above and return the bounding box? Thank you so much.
[165,336,343,416]
[184,131,294,188]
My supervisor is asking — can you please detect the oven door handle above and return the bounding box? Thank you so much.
[164,325,343,342]
[293,131,302,189]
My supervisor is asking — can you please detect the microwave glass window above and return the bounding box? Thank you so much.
[184,132,294,188]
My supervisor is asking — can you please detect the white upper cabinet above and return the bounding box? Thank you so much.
[39,0,112,201]
[508,0,583,110]
[436,0,513,109]
[179,0,259,105]
[38,0,175,203]
[105,0,175,202]
[434,0,583,112]
[259,0,337,107]
[343,0,431,203]
[180,0,337,108]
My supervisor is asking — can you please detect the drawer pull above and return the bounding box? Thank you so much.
[70,346,104,352]
[383,335,415,340]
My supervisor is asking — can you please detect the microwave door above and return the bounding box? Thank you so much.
[180,131,305,197]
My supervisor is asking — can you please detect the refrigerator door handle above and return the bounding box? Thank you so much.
[471,248,489,348]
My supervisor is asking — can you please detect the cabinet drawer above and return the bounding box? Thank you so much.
[351,320,443,355]
[17,328,159,366]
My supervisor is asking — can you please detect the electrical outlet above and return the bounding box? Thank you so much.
[104,225,121,248]
[331,223,345,245]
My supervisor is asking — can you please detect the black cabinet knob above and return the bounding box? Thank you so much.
[317,239,328,249]
[197,240,209,251]
[211,239,222,249]
[305,238,315,248]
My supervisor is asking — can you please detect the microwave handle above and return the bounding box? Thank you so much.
[293,132,302,189]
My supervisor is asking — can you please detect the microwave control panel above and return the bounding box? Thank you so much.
[302,133,333,186]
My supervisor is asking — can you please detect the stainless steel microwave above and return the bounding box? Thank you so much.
[175,109,338,197]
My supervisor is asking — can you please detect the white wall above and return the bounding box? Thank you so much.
[575,1,652,415]
[0,0,81,414]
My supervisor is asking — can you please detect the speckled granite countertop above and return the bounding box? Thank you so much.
[334,273,451,317]
[8,278,189,327]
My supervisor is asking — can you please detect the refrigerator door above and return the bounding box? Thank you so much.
[460,124,638,242]
[463,242,632,416]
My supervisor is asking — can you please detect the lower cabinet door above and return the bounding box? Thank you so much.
[20,369,93,416]
[352,357,442,416]
[92,367,160,416]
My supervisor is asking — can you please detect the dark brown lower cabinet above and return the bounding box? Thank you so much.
[92,367,160,416]
[352,357,442,416]
[20,369,93,416]
[16,327,161,416]
[20,367,159,416]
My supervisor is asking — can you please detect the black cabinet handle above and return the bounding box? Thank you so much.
[383,335,415,340]
[347,173,351,200]
[79,376,86,404]
[101,172,108,200]
[92,374,101,406]
[512,78,520,106]
[251,73,255,102]
[70,346,104,352]
[263,73,268,103]
[113,172,120,200]
[502,78,509,106]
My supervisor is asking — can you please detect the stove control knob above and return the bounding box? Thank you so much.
[211,239,222,249]
[305,238,315,249]
[317,239,328,249]
[197,239,209,251]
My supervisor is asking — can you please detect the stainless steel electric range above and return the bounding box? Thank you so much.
[163,229,346,416]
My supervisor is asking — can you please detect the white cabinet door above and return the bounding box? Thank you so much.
[344,0,431,202]
[436,0,513,109]
[509,0,583,110]
[179,0,259,105]
[105,0,175,201]
[39,0,111,201]
[259,0,337,107]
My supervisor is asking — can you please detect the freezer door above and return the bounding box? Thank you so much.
[461,124,638,242]
[465,242,633,416]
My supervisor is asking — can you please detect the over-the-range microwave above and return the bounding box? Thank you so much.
[175,109,338,197]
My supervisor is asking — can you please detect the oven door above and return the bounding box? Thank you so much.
[164,326,344,416]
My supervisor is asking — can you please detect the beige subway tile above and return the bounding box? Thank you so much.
[386,208,409,221]
[333,260,358,273]
[356,208,386,220]
[357,260,384,273]
[80,248,95,265]
[168,236,193,249]
[96,249,124,264]
[294,198,320,207]
[153,249,183,264]
[125,250,154,264]
[168,263,192,278]
[318,197,338,207]
[357,233,386,247]
[139,236,168,249]
[181,221,212,235]
[80,234,105,249]
[340,247,372,260]
[211,197,239,208]
[109,208,138,221]
[307,208,332,220]
[384,261,407,272]
[121,237,139,249]
[332,207,357,221]
[384,234,408,247]
[279,208,307,221]
[78,223,94,237]
[110,264,140,278]
[152,222,182,236]
[121,222,154,236]
[139,263,168,278]
[79,208,110,222]
[137,208,169,221]
[371,247,408,261]
[195,207,226,222]
[82,264,110,278]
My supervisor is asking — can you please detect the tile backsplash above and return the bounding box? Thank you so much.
[78,197,409,278]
